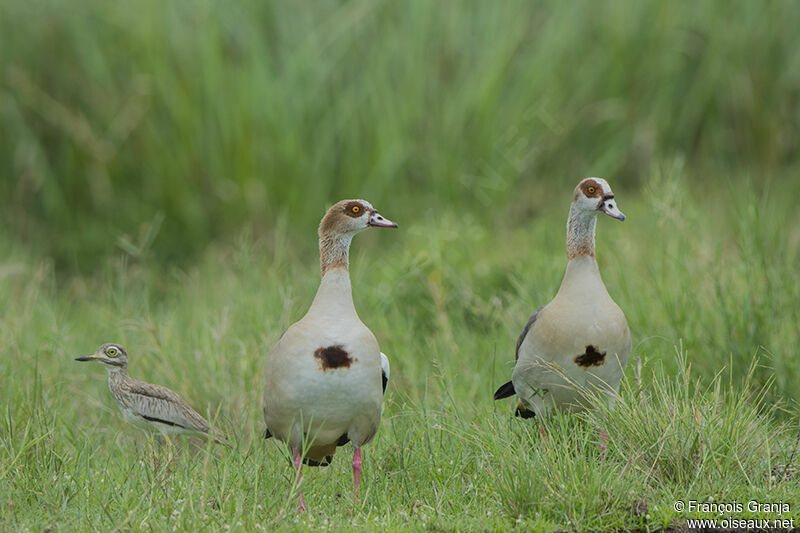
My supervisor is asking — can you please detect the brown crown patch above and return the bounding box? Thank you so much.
[574,345,606,367]
[579,179,603,199]
[314,345,356,370]
[343,201,366,218]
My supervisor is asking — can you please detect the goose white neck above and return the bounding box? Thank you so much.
[309,266,356,317]
[566,204,597,260]
[557,254,607,300]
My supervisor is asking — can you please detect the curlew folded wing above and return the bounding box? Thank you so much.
[121,379,211,433]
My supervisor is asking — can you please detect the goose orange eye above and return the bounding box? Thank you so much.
[352,206,360,213]
[587,187,596,194]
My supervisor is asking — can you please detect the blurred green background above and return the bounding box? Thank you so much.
[2,0,798,268]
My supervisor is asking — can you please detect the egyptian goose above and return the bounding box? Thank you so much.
[75,343,227,445]
[263,200,396,510]
[494,178,631,418]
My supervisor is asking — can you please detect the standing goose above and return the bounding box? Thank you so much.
[263,199,396,510]
[494,178,631,418]
[75,343,228,445]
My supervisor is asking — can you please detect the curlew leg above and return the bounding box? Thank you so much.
[158,433,175,464]
[352,448,362,504]
[292,448,306,512]
[599,428,608,461]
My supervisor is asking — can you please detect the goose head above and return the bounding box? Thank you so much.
[318,199,397,238]
[572,178,625,221]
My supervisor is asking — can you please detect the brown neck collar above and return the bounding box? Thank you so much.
[566,204,597,260]
[319,233,353,276]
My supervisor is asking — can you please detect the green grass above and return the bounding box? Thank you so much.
[2,0,800,530]
[2,166,800,531]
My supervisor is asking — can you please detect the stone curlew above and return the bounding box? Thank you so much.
[76,343,227,446]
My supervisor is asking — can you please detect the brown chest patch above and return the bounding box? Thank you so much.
[574,345,606,367]
[314,345,355,370]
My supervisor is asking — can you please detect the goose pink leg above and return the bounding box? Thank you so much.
[352,448,362,504]
[292,448,307,512]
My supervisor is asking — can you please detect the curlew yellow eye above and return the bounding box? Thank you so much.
[351,205,360,214]
[106,347,118,357]
[586,186,596,194]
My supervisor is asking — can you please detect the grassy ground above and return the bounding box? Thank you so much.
[2,168,800,531]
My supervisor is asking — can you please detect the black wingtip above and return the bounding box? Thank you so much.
[264,428,272,440]
[493,380,516,400]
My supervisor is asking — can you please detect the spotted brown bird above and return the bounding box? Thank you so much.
[494,178,631,422]
[75,343,227,445]
[263,199,396,511]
